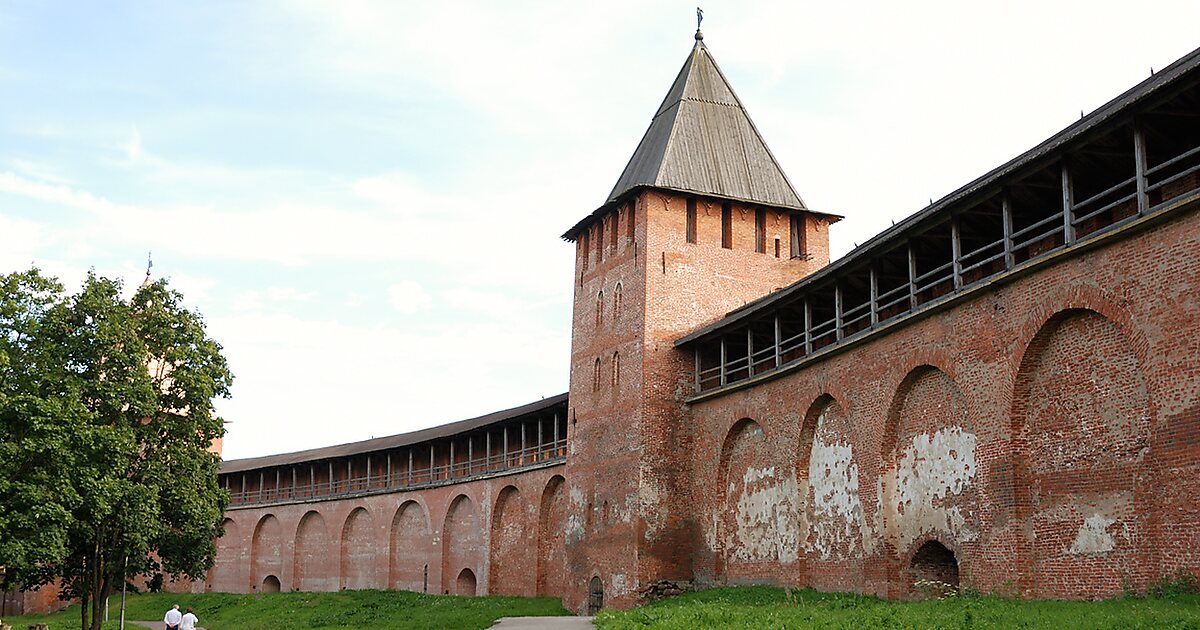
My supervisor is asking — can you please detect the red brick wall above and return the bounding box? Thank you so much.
[685,203,1200,599]
[206,465,569,601]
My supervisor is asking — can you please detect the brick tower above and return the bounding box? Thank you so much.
[559,29,840,612]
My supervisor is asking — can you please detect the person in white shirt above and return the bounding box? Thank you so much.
[180,606,199,630]
[163,604,183,630]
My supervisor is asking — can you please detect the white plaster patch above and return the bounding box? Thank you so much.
[565,485,587,544]
[729,466,801,563]
[807,436,865,560]
[885,426,978,550]
[641,482,665,542]
[1068,514,1116,555]
[610,573,631,597]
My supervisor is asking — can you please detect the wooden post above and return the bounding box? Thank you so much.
[719,337,727,386]
[803,299,812,354]
[1134,125,1149,214]
[834,284,844,341]
[503,427,509,469]
[274,469,280,499]
[328,461,333,494]
[386,453,392,488]
[309,465,314,498]
[449,441,455,478]
[346,459,352,490]
[773,315,782,368]
[951,216,963,289]
[869,267,879,325]
[429,444,434,480]
[521,422,527,463]
[537,418,543,459]
[258,471,263,501]
[746,327,754,376]
[1002,194,1015,269]
[1062,163,1075,244]
[553,413,560,453]
[408,449,414,486]
[907,242,918,308]
[366,455,371,489]
[486,432,492,471]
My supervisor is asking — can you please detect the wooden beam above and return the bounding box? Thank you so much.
[773,315,782,368]
[719,337,727,386]
[869,267,879,325]
[803,299,812,354]
[834,285,844,341]
[907,242,917,308]
[1002,194,1015,269]
[1062,163,1075,244]
[1134,124,1149,214]
[951,216,963,290]
[746,327,755,376]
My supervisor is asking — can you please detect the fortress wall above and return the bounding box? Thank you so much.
[686,202,1200,599]
[203,463,569,600]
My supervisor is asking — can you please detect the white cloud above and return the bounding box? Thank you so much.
[387,280,433,314]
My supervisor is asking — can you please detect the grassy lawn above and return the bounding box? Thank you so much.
[594,586,1200,630]
[1,589,571,630]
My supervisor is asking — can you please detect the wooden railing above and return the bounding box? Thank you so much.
[225,438,567,507]
[694,121,1200,395]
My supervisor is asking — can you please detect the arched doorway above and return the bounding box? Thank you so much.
[908,540,959,597]
[456,568,477,596]
[261,575,281,593]
[587,576,604,615]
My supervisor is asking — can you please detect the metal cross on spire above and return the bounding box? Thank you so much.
[696,7,704,40]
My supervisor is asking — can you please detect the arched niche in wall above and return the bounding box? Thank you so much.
[489,485,529,596]
[1011,308,1151,597]
[536,475,569,597]
[340,506,378,590]
[294,510,332,592]
[441,494,482,595]
[390,500,433,592]
[881,365,977,598]
[250,514,283,592]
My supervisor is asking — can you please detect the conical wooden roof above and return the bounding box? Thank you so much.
[564,33,810,240]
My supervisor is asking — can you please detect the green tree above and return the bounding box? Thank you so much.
[0,268,232,630]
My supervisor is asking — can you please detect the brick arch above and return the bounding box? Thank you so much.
[210,517,245,592]
[880,365,978,597]
[294,510,331,592]
[537,474,568,596]
[798,394,865,591]
[441,494,483,595]
[901,535,962,597]
[340,506,377,590]
[715,417,795,581]
[489,485,528,595]
[1011,307,1151,598]
[250,514,283,592]
[389,499,433,592]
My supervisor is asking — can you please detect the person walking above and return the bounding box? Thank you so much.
[163,604,182,630]
[180,606,199,630]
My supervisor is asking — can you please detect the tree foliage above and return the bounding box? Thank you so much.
[0,268,232,630]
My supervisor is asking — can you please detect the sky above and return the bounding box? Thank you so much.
[2,1,1198,460]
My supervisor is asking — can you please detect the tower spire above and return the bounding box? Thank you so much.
[696,7,704,40]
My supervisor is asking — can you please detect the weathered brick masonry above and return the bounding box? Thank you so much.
[181,33,1200,616]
